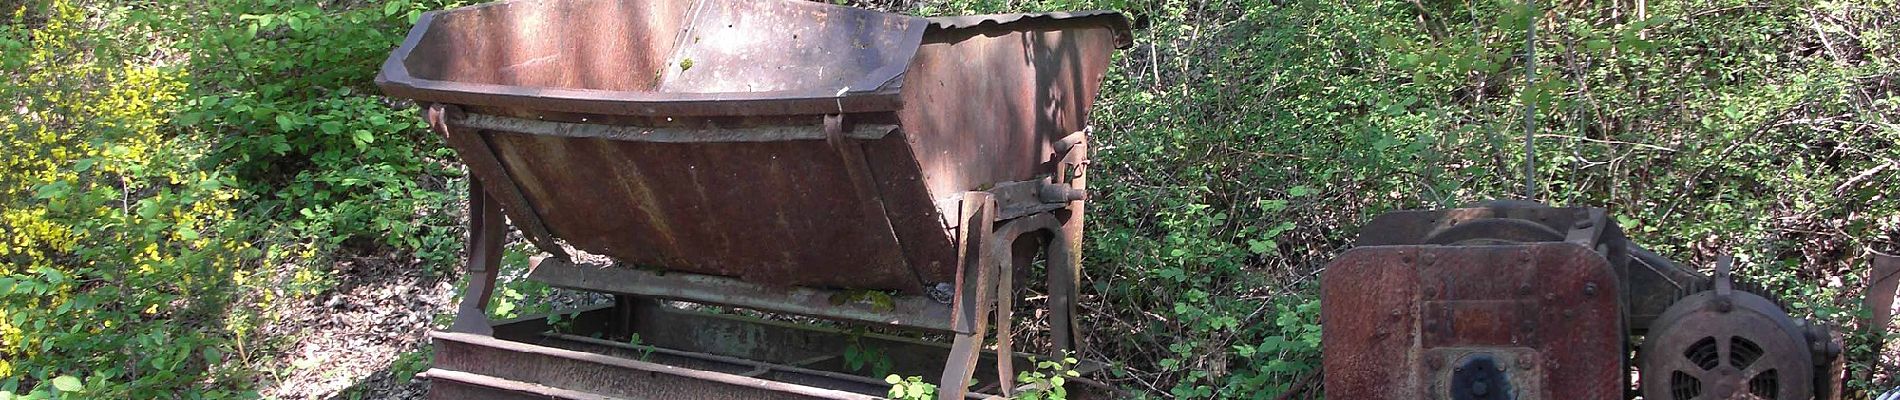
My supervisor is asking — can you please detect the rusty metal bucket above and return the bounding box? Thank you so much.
[377,0,1129,398]
[379,0,1127,294]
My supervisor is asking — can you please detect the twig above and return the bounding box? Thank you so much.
[1269,370,1320,400]
[1687,3,1770,20]
[1834,161,1896,196]
[1533,133,1676,152]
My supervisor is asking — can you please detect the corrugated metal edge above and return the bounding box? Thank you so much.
[925,11,1133,48]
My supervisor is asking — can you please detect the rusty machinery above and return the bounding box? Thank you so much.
[377,0,1131,398]
[1322,201,1845,399]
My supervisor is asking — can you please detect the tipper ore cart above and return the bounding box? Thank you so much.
[375,0,1130,398]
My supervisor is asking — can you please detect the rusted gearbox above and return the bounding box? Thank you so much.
[1322,202,1843,399]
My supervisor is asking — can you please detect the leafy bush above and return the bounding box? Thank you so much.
[0,2,254,396]
[170,0,463,262]
[2,0,464,397]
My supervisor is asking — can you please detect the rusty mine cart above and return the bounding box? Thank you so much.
[375,0,1131,398]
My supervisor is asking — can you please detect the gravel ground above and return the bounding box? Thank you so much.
[254,255,454,400]
[250,243,612,400]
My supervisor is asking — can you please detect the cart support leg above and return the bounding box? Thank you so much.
[1047,224,1081,355]
[941,193,996,400]
[1049,131,1089,355]
[994,246,1017,396]
[450,178,507,335]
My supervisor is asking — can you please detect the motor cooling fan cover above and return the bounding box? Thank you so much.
[1640,264,1812,400]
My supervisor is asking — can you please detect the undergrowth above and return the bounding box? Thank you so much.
[902,0,1897,397]
[2,0,461,397]
[3,0,1896,398]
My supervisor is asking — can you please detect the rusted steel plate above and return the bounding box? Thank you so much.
[1322,243,1624,399]
[473,303,1117,399]
[379,0,924,117]
[1351,204,1702,333]
[452,112,898,142]
[1357,206,1597,247]
[432,332,882,400]
[486,129,922,289]
[900,17,1120,265]
[428,105,566,258]
[427,369,621,400]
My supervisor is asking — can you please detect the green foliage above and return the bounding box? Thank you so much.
[2,0,463,397]
[0,1,256,397]
[1015,356,1084,400]
[169,0,463,262]
[843,332,895,378]
[885,374,939,400]
[387,348,431,384]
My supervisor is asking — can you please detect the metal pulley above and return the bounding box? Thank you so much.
[1641,256,1813,400]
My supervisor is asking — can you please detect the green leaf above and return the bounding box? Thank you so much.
[1247,239,1275,255]
[50,375,81,392]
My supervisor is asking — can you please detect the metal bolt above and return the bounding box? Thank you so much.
[1517,283,1532,295]
[1423,252,1437,265]
[1517,353,1534,370]
[1583,282,1598,297]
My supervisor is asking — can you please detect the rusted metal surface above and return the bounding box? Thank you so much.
[1641,256,1814,400]
[899,15,1120,281]
[1333,203,1848,398]
[382,1,1127,397]
[448,177,507,335]
[379,0,922,117]
[450,111,898,142]
[1321,243,1624,399]
[440,301,1115,399]
[430,332,882,400]
[381,0,1129,293]
[526,256,954,330]
[1352,203,1742,333]
[428,104,566,258]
